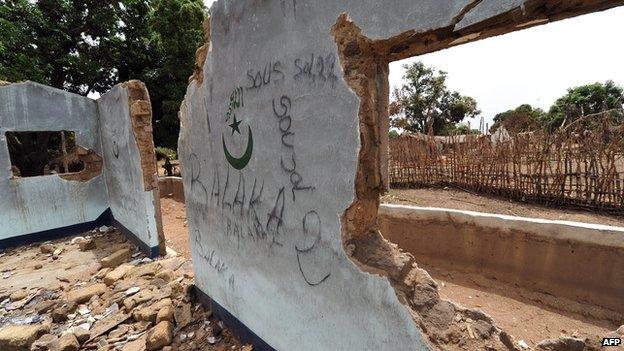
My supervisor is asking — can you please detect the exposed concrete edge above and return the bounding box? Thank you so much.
[379,204,624,248]
[119,80,166,255]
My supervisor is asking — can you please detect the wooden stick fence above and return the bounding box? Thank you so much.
[389,110,624,213]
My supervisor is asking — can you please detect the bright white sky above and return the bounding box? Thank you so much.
[389,6,624,129]
[204,2,624,129]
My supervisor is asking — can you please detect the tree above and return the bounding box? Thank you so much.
[489,104,545,134]
[0,0,207,149]
[148,0,206,148]
[546,81,624,129]
[389,61,480,135]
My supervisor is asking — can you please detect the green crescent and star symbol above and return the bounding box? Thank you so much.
[222,90,253,170]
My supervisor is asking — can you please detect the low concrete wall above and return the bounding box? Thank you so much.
[379,204,624,314]
[158,176,185,202]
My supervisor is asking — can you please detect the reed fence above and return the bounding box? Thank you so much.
[389,110,624,213]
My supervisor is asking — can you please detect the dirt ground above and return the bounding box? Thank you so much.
[161,197,191,258]
[383,187,624,227]
[423,265,619,349]
[382,187,624,349]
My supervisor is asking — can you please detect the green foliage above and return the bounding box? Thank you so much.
[449,123,480,135]
[0,0,206,149]
[546,81,624,129]
[155,146,177,161]
[389,61,480,135]
[388,130,400,139]
[489,104,545,134]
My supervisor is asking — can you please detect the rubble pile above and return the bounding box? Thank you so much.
[0,229,249,351]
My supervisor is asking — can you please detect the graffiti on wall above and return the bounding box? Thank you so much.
[189,52,340,288]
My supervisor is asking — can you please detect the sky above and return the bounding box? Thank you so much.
[389,6,624,129]
[203,1,623,129]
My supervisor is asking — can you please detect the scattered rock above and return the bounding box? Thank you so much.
[472,320,494,339]
[71,329,89,344]
[36,300,55,314]
[108,325,130,339]
[155,269,174,282]
[103,265,133,286]
[34,264,43,270]
[52,333,79,351]
[66,283,107,303]
[518,340,530,350]
[31,334,57,351]
[125,287,141,296]
[146,321,173,350]
[207,336,218,344]
[100,249,131,268]
[10,289,28,302]
[0,324,47,351]
[536,337,586,351]
[156,305,174,323]
[39,245,54,254]
[174,303,192,329]
[133,298,172,323]
[78,238,96,251]
[99,226,113,233]
[51,303,76,323]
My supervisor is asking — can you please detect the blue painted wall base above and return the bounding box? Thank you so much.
[0,208,160,258]
[194,286,277,351]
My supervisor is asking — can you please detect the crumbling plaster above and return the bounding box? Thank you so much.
[179,1,624,350]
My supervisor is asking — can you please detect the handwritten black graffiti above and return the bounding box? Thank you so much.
[209,166,286,250]
[226,87,244,121]
[204,95,212,134]
[112,140,119,159]
[266,187,285,248]
[272,95,315,201]
[189,153,208,204]
[246,61,285,91]
[294,53,338,88]
[194,232,228,273]
[296,211,330,286]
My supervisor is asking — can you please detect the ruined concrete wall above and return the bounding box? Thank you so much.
[179,1,624,350]
[0,82,108,241]
[379,204,624,316]
[158,176,185,203]
[98,81,163,255]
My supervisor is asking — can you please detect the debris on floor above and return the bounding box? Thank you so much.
[0,229,249,351]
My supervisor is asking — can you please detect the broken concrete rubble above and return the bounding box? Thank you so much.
[0,230,249,351]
